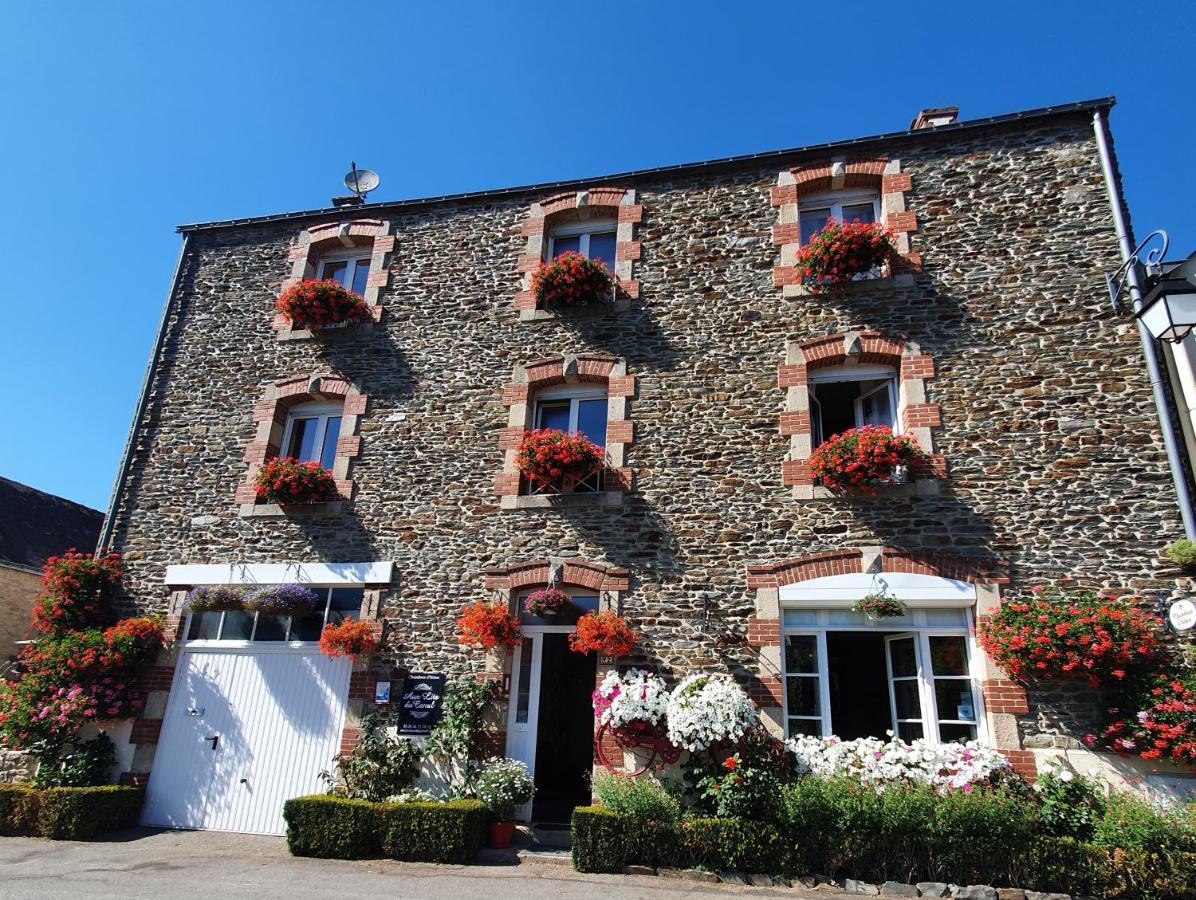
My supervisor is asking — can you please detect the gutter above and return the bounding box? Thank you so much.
[97,233,192,553]
[1092,109,1196,538]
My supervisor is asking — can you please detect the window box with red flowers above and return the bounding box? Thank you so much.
[796,221,895,293]
[569,611,636,658]
[275,279,373,335]
[253,457,340,507]
[807,425,923,495]
[515,429,605,496]
[530,251,614,311]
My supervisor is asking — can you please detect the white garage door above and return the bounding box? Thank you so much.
[142,647,351,835]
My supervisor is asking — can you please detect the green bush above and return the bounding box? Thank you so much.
[381,800,487,863]
[590,773,681,823]
[320,713,421,802]
[283,795,384,859]
[1164,539,1196,566]
[572,806,632,873]
[0,783,41,835]
[36,785,143,839]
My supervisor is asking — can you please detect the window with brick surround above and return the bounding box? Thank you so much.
[315,247,372,295]
[798,189,881,245]
[528,384,608,495]
[548,219,618,271]
[280,401,343,470]
[186,585,363,643]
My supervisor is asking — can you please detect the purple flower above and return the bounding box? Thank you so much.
[244,583,320,616]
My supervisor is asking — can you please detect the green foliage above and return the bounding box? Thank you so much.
[381,800,487,862]
[319,713,421,802]
[1093,789,1196,855]
[695,753,785,822]
[0,784,41,835]
[283,795,384,859]
[1165,539,1196,566]
[426,679,495,795]
[1033,761,1106,840]
[571,806,628,873]
[591,773,682,823]
[37,785,143,839]
[31,733,116,788]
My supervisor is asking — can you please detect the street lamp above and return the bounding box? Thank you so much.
[1108,230,1196,342]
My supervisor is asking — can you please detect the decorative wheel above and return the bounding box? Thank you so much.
[594,720,682,776]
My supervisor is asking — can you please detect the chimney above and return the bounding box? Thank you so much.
[909,106,959,130]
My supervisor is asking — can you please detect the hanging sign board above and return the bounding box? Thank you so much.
[396,672,447,736]
[1169,598,1196,632]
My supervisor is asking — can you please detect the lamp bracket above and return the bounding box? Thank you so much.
[1107,230,1169,314]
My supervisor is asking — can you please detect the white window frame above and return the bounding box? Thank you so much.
[797,189,883,245]
[315,247,372,293]
[279,401,343,468]
[528,385,608,494]
[183,584,364,647]
[808,364,900,445]
[780,608,987,746]
[547,218,618,262]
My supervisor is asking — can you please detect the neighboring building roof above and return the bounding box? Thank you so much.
[0,477,104,573]
[177,96,1116,235]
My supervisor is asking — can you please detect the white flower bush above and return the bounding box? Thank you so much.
[592,669,670,729]
[475,757,535,821]
[666,674,757,753]
[785,733,1010,792]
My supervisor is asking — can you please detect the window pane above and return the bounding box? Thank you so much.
[789,718,821,736]
[515,639,534,724]
[842,203,876,225]
[188,611,221,640]
[289,612,324,642]
[859,384,894,428]
[321,259,349,288]
[350,259,370,295]
[930,636,969,676]
[938,723,977,743]
[221,611,255,641]
[288,417,319,462]
[577,398,608,445]
[893,680,921,719]
[253,615,287,642]
[552,235,580,258]
[786,677,821,717]
[536,401,570,433]
[825,609,868,627]
[800,208,831,244]
[588,232,617,271]
[783,610,819,627]
[897,721,924,741]
[889,638,918,677]
[934,680,977,723]
[923,609,967,626]
[328,588,363,625]
[785,635,818,674]
[319,416,342,470]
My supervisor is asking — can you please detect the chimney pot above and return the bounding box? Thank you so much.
[909,106,959,130]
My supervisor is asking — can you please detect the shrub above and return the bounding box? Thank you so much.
[530,251,613,309]
[665,674,756,754]
[522,587,571,618]
[283,794,384,859]
[320,713,420,802]
[796,219,894,289]
[254,457,339,505]
[571,806,629,873]
[276,279,372,331]
[807,425,922,493]
[591,773,681,823]
[1033,760,1105,840]
[0,783,40,835]
[184,585,247,613]
[675,816,790,873]
[1165,538,1196,566]
[456,601,521,651]
[1094,788,1196,856]
[696,753,785,822]
[515,428,604,492]
[474,757,534,821]
[244,584,320,616]
[427,679,497,795]
[37,785,143,839]
[32,551,122,636]
[318,620,378,659]
[31,732,116,788]
[381,800,487,862]
[569,611,636,657]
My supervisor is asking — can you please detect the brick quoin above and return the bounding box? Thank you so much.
[130,718,163,745]
[981,678,1030,714]
[747,547,1006,589]
[749,675,783,707]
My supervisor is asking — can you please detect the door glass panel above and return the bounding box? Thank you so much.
[842,202,876,225]
[537,401,571,432]
[787,677,820,717]
[588,232,617,270]
[287,417,319,462]
[576,399,608,445]
[893,680,921,719]
[789,718,821,736]
[350,259,370,294]
[938,723,978,743]
[933,680,976,722]
[319,416,342,470]
[515,638,534,724]
[221,611,255,641]
[551,235,581,257]
[253,615,287,641]
[327,588,362,625]
[930,636,969,676]
[800,207,831,244]
[321,259,349,287]
[785,635,818,673]
[889,639,918,677]
[188,611,221,640]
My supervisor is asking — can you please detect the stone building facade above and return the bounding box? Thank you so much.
[101,97,1190,833]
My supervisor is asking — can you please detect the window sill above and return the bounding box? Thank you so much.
[518,298,631,323]
[793,478,941,501]
[782,274,915,299]
[500,491,625,511]
[275,320,376,342]
[237,501,346,518]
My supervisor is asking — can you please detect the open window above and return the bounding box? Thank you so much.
[548,219,617,272]
[798,189,881,245]
[527,384,608,494]
[315,248,371,295]
[279,401,343,470]
[808,363,898,445]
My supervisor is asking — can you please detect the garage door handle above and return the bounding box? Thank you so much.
[240,778,247,784]
[205,735,219,750]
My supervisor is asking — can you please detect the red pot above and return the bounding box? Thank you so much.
[489,820,516,849]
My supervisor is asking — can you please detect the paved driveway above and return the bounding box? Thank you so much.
[0,828,835,899]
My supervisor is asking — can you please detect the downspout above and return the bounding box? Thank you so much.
[97,232,192,553]
[1093,109,1196,538]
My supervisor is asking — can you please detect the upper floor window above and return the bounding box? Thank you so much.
[281,401,342,470]
[317,249,371,295]
[809,364,897,446]
[799,190,880,246]
[529,384,608,494]
[548,219,617,272]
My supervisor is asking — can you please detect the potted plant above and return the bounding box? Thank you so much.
[514,429,604,494]
[796,220,894,291]
[185,585,247,614]
[254,457,339,505]
[244,583,320,617]
[568,611,636,657]
[523,587,572,618]
[475,757,534,848]
[530,251,614,309]
[456,601,521,650]
[319,620,379,659]
[276,279,372,331]
[807,425,923,494]
[853,589,907,620]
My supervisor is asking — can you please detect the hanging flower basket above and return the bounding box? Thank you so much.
[254,457,339,505]
[515,429,604,494]
[523,587,572,618]
[665,673,757,755]
[796,220,894,290]
[853,591,907,619]
[808,425,923,494]
[244,584,320,616]
[457,601,522,650]
[319,620,379,659]
[530,251,614,309]
[185,585,247,613]
[569,611,636,657]
[276,279,372,331]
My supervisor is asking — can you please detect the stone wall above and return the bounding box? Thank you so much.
[104,112,1182,752]
[0,564,37,661]
[0,749,35,783]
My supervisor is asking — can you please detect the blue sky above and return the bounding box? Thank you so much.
[1,1,1193,512]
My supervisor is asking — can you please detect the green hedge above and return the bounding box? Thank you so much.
[283,795,486,864]
[0,783,142,839]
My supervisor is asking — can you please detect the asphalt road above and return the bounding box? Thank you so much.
[0,828,836,899]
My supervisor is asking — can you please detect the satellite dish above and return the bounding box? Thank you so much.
[343,162,380,200]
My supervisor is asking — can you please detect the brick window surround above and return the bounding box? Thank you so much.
[771,157,920,297]
[514,188,642,321]
[495,353,635,510]
[275,218,394,340]
[779,330,946,499]
[234,373,369,517]
[744,546,1034,777]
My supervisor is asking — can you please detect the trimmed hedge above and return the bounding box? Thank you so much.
[0,783,142,839]
[283,795,487,864]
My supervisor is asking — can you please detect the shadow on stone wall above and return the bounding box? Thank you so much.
[315,325,417,403]
[843,487,999,560]
[553,304,685,374]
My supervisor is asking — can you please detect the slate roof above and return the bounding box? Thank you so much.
[0,477,104,573]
